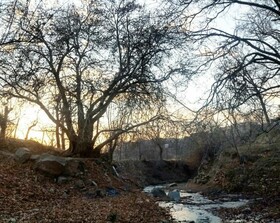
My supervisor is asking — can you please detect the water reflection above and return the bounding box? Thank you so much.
[144,185,248,223]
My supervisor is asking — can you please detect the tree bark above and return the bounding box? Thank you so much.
[256,92,270,124]
[55,108,61,149]
[69,139,95,157]
[61,130,66,150]
[25,120,38,140]
[0,106,9,139]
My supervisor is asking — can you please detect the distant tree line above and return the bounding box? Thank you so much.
[114,116,268,162]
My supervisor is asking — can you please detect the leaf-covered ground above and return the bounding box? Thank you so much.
[190,140,280,222]
[0,145,172,223]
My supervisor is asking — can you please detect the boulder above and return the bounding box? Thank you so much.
[35,154,66,176]
[30,154,40,160]
[14,147,31,163]
[151,188,166,198]
[35,154,86,177]
[168,189,180,202]
[64,159,85,176]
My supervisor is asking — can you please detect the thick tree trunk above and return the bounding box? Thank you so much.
[0,123,6,139]
[106,138,118,163]
[64,116,98,157]
[0,120,7,139]
[68,139,94,157]
[159,145,163,160]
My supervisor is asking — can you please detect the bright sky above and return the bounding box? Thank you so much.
[5,0,246,145]
[11,104,54,143]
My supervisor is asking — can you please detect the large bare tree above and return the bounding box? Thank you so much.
[0,0,187,157]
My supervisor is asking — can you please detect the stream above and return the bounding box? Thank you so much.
[144,184,249,223]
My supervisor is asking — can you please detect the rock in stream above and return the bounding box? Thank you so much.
[144,184,249,223]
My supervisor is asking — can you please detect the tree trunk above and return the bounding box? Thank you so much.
[65,116,97,157]
[61,130,66,150]
[25,121,37,140]
[55,120,61,149]
[106,138,118,163]
[68,139,93,157]
[159,145,163,160]
[257,93,270,124]
[41,131,45,144]
[0,106,9,139]
[0,120,7,139]
[13,117,20,138]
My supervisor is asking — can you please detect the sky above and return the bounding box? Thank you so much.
[3,0,246,144]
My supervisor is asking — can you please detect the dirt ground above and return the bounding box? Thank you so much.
[0,140,173,223]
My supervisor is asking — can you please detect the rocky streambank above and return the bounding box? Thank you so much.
[0,145,173,223]
[182,141,280,223]
[114,160,194,186]
[144,182,280,223]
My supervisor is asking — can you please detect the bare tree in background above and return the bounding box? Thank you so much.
[0,106,12,139]
[25,119,38,140]
[100,100,166,162]
[0,0,31,46]
[172,0,280,126]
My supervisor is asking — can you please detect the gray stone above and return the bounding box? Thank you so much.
[168,189,180,202]
[35,154,66,176]
[14,147,31,163]
[64,159,85,176]
[30,154,40,160]
[151,188,166,198]
[35,154,88,177]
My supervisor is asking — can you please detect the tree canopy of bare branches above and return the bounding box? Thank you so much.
[0,0,188,157]
[174,0,280,124]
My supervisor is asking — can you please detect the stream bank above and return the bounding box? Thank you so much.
[144,184,250,223]
[115,157,280,222]
[115,160,193,186]
[144,182,280,223]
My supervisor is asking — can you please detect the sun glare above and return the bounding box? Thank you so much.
[14,105,55,145]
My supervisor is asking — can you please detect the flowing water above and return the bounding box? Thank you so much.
[144,185,249,223]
